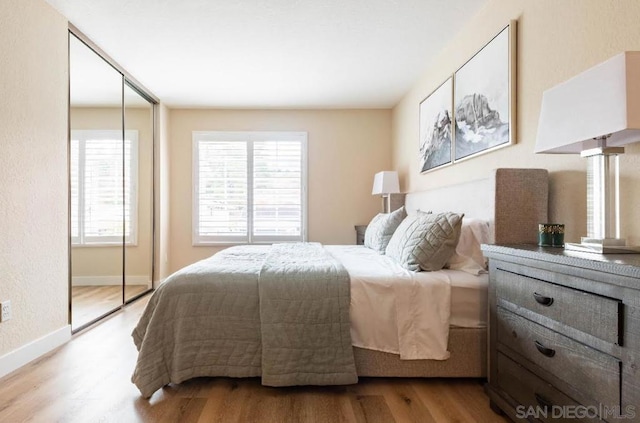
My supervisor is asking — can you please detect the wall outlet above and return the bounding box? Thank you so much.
[1,300,11,322]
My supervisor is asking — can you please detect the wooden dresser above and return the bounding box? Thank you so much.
[482,245,640,422]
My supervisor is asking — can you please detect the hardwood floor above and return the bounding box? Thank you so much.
[71,284,149,329]
[0,295,508,423]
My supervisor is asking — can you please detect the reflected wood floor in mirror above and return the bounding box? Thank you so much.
[72,285,148,329]
[0,295,507,423]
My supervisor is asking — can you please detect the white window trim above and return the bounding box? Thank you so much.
[71,129,139,247]
[192,131,308,246]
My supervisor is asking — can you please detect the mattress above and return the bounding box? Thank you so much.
[445,268,488,328]
[326,245,487,359]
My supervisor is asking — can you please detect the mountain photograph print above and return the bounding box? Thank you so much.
[454,22,515,161]
[419,77,453,173]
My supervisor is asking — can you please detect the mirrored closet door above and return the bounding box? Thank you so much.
[124,82,154,303]
[69,30,156,331]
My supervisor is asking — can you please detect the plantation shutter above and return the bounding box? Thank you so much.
[70,138,80,242]
[252,141,303,241]
[70,130,137,245]
[83,138,126,242]
[196,140,249,242]
[193,132,306,244]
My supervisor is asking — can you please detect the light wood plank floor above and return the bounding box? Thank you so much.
[72,284,149,329]
[0,296,508,423]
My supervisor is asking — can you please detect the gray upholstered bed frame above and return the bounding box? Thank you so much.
[354,168,549,378]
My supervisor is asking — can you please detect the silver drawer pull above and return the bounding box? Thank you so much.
[533,292,554,306]
[534,340,556,357]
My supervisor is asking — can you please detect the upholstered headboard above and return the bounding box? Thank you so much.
[404,168,549,245]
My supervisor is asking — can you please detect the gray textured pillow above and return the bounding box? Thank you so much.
[385,212,464,271]
[364,206,407,254]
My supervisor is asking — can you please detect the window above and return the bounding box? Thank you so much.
[71,130,138,245]
[193,131,307,244]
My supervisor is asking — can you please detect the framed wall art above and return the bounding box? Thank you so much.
[453,20,516,162]
[419,77,453,173]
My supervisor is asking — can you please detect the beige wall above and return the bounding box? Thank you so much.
[169,109,392,272]
[0,0,68,355]
[69,107,154,281]
[392,0,640,245]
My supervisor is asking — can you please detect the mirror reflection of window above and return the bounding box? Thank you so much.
[69,32,125,331]
[69,31,156,331]
[70,130,138,245]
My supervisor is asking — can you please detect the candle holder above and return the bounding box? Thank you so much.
[538,223,565,247]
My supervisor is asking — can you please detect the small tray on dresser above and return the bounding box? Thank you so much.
[482,244,640,423]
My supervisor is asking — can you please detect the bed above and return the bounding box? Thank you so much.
[131,168,548,398]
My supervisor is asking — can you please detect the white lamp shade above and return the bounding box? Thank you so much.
[535,51,640,154]
[372,171,400,195]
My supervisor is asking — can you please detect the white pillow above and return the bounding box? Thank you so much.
[446,218,491,275]
[363,206,407,254]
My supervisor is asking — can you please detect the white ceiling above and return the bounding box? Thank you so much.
[69,34,153,107]
[47,0,488,109]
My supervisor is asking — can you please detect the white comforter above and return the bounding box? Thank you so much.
[326,245,452,360]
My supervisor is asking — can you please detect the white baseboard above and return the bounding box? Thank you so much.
[72,275,150,287]
[0,325,71,379]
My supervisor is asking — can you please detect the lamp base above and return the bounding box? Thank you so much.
[379,193,406,214]
[565,238,640,254]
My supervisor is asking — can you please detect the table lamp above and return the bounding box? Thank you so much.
[535,51,640,253]
[372,171,400,213]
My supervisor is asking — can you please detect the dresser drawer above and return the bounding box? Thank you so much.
[497,353,602,423]
[497,307,620,409]
[495,269,622,345]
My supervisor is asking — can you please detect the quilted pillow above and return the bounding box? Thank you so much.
[364,206,407,254]
[385,212,464,271]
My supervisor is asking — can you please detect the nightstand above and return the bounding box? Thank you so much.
[482,244,640,422]
[354,225,367,245]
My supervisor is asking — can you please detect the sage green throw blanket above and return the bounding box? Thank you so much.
[131,243,356,398]
[259,243,356,386]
